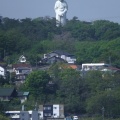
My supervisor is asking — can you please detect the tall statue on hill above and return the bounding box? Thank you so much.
[54,0,68,27]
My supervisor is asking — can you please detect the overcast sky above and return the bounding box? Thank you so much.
[0,0,120,23]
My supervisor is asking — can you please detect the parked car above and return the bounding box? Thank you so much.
[73,116,78,120]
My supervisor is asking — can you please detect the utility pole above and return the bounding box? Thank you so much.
[102,107,105,120]
[109,56,111,66]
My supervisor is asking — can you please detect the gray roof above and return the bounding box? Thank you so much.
[23,92,29,96]
[0,88,15,96]
[53,50,72,56]
[18,92,29,97]
[16,67,31,70]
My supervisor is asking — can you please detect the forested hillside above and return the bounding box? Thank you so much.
[0,16,120,67]
[0,16,120,119]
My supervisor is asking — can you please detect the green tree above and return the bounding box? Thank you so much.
[56,68,86,114]
[93,20,120,40]
[25,71,51,101]
[0,114,10,120]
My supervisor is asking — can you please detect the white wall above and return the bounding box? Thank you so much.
[53,105,59,118]
[82,63,109,71]
[0,66,5,76]
[38,111,43,119]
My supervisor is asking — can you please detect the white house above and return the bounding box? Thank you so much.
[39,104,64,119]
[18,55,26,63]
[12,63,32,81]
[81,63,110,71]
[5,110,39,120]
[5,111,20,119]
[0,66,5,77]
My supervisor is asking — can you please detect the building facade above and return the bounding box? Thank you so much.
[39,104,64,119]
[5,104,64,120]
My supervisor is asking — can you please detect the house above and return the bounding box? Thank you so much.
[39,104,64,119]
[12,63,32,81]
[0,66,6,77]
[42,56,66,64]
[101,66,120,74]
[0,88,17,101]
[5,110,39,120]
[43,50,76,64]
[0,87,29,103]
[20,111,39,120]
[5,111,20,120]
[81,63,110,71]
[18,55,26,63]
[5,104,64,120]
[17,92,29,103]
[81,63,120,73]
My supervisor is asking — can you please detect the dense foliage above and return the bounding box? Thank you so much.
[22,65,120,118]
[0,114,10,120]
[0,16,120,67]
[25,70,51,101]
[0,16,120,118]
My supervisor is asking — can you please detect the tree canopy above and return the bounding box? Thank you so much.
[0,16,120,118]
[0,16,120,67]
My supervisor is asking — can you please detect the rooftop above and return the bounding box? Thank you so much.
[0,88,16,96]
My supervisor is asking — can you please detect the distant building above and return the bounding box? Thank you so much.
[42,50,76,64]
[42,56,66,64]
[7,55,32,83]
[81,63,110,71]
[0,87,29,103]
[101,66,120,74]
[0,66,6,77]
[5,104,64,120]
[17,92,29,103]
[39,104,64,119]
[18,55,27,63]
[20,111,39,120]
[6,110,39,120]
[12,63,32,82]
[0,88,17,101]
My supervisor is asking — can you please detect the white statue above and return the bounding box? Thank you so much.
[54,0,68,27]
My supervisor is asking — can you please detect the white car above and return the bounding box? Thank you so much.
[73,116,78,120]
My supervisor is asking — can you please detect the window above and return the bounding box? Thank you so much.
[44,106,51,110]
[22,58,25,61]
[60,106,63,110]
[19,70,22,73]
[48,107,51,110]
[48,113,51,116]
[44,113,48,116]
[44,107,47,110]
[29,114,32,118]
